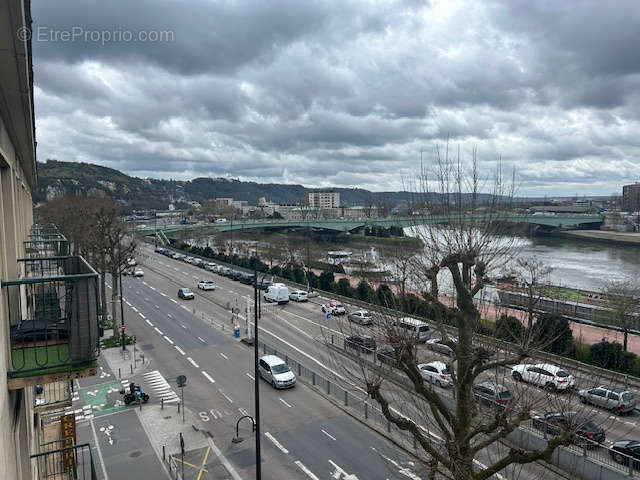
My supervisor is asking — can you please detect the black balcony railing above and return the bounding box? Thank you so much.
[2,256,100,382]
[34,380,73,412]
[31,441,97,480]
[25,224,70,258]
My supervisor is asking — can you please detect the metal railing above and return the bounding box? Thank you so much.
[2,256,100,379]
[34,380,73,412]
[31,442,97,480]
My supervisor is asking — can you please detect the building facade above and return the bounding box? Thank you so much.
[623,184,640,212]
[308,191,340,209]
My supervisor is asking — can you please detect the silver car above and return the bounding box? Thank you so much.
[579,386,636,414]
[348,310,373,325]
[426,338,456,356]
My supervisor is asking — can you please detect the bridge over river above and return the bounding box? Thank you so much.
[138,214,604,240]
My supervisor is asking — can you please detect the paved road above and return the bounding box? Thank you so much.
[102,245,579,480]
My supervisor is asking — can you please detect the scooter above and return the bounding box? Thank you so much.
[119,383,150,405]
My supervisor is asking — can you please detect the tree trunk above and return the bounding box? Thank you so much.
[100,255,108,327]
[111,269,120,340]
[624,330,628,352]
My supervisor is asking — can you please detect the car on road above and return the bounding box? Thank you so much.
[418,361,452,387]
[127,258,137,267]
[258,355,296,389]
[197,280,216,291]
[473,382,512,408]
[155,247,166,254]
[511,363,575,391]
[289,290,309,302]
[393,317,431,343]
[322,301,346,315]
[532,412,605,446]
[264,284,289,304]
[344,335,376,354]
[578,386,636,414]
[239,273,254,285]
[133,268,144,277]
[376,346,397,365]
[204,262,217,271]
[219,267,231,276]
[426,337,456,356]
[610,440,640,468]
[184,256,195,264]
[258,280,273,291]
[177,287,195,300]
[229,271,242,281]
[347,310,373,325]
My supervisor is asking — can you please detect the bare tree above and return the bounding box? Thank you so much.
[601,278,640,352]
[327,147,580,480]
[513,257,553,330]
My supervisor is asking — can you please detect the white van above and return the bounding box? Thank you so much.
[393,317,431,343]
[264,283,289,304]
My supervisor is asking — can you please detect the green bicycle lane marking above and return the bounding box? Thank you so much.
[82,381,129,416]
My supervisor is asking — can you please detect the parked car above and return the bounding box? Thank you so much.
[155,247,166,254]
[197,280,216,291]
[178,288,195,300]
[264,284,289,304]
[376,346,397,365]
[230,271,242,281]
[219,267,231,276]
[344,335,376,354]
[289,290,309,302]
[133,268,144,277]
[239,273,254,285]
[184,257,195,264]
[579,386,636,414]
[204,262,216,271]
[126,258,137,267]
[426,337,456,356]
[532,412,605,446]
[473,382,512,408]
[392,317,431,343]
[258,355,296,389]
[610,440,640,468]
[258,280,273,291]
[347,310,373,325]
[418,361,452,387]
[322,301,346,315]
[171,253,182,259]
[511,363,575,391]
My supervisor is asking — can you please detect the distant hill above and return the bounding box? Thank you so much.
[34,159,500,211]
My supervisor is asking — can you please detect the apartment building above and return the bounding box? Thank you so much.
[308,191,340,209]
[1,2,100,478]
[623,183,640,212]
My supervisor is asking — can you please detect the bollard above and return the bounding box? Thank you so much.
[344,391,348,406]
[285,355,288,365]
[162,445,166,461]
[312,372,316,386]
[130,364,133,374]
[327,381,331,395]
[118,368,121,379]
[387,420,391,433]
[193,307,196,314]
[298,364,301,376]
[161,397,164,410]
[142,354,145,364]
[364,402,368,419]
[331,334,334,345]
[178,402,180,414]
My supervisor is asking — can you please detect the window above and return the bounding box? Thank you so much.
[623,392,634,402]
[590,388,607,398]
[556,370,570,378]
[608,392,620,401]
[423,366,436,373]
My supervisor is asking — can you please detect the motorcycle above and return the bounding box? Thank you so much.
[119,383,149,405]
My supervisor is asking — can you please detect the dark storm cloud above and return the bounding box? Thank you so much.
[32,0,640,196]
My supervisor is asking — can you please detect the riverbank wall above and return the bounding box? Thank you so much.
[549,229,640,246]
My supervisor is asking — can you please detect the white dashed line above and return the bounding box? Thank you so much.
[155,305,160,309]
[219,353,228,360]
[294,461,318,479]
[167,314,173,319]
[181,324,187,329]
[149,286,156,291]
[154,327,163,335]
[163,336,174,345]
[321,429,336,441]
[171,299,178,304]
[197,337,206,343]
[175,346,185,355]
[192,275,199,279]
[139,313,145,319]
[202,371,215,383]
[146,319,154,327]
[161,293,167,297]
[246,372,255,380]
[279,398,293,408]
[219,389,233,403]
[265,432,289,454]
[181,305,190,312]
[187,357,199,368]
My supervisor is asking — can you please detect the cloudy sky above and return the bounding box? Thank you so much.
[31,0,640,196]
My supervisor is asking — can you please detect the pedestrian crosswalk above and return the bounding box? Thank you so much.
[143,370,180,403]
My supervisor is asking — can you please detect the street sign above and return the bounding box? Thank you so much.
[121,325,126,332]
[326,313,332,320]
[176,375,187,387]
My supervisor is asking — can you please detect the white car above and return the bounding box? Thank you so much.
[511,363,575,391]
[258,355,296,389]
[321,301,346,315]
[197,280,216,291]
[289,290,309,302]
[127,258,137,267]
[184,256,195,264]
[133,268,144,277]
[426,338,456,356]
[418,361,452,388]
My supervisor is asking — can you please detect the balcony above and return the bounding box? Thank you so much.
[31,441,97,480]
[34,380,73,413]
[2,256,100,389]
[25,224,70,259]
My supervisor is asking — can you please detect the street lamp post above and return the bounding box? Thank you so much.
[253,269,261,480]
[119,266,126,351]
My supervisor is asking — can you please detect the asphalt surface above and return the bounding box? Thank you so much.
[98,243,587,480]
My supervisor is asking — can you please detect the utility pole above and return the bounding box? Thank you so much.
[120,266,125,351]
[253,269,261,480]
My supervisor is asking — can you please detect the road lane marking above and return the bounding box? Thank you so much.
[154,327,163,335]
[246,373,255,380]
[171,299,178,304]
[218,389,233,403]
[146,319,154,327]
[181,324,187,329]
[294,461,318,479]
[175,346,186,355]
[265,432,289,454]
[182,305,190,311]
[198,336,206,343]
[321,429,336,441]
[187,357,200,368]
[219,353,228,360]
[161,292,167,297]
[139,313,146,319]
[149,286,156,291]
[279,398,293,408]
[192,275,199,279]
[163,336,174,345]
[155,304,160,309]
[202,371,215,383]
[167,314,173,318]
[238,408,249,416]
